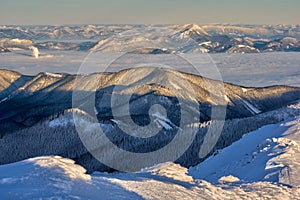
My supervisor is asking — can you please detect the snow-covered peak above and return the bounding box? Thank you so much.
[182,23,208,35]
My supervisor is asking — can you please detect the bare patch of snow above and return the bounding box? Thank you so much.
[199,41,212,46]
[152,112,174,130]
[218,175,240,183]
[0,97,8,103]
[169,81,182,90]
[49,117,73,128]
[44,72,63,78]
[224,95,230,102]
[94,106,98,115]
[242,88,248,92]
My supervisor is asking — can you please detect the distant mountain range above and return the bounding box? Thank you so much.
[0,24,300,53]
[0,68,299,172]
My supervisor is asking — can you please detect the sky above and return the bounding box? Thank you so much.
[0,0,299,25]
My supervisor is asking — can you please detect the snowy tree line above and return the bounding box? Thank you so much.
[0,103,299,173]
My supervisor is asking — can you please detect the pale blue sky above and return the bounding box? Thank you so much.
[0,0,299,25]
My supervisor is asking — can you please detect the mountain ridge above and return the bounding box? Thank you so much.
[0,67,299,136]
[1,24,300,53]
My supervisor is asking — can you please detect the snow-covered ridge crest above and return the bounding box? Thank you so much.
[29,156,91,181]
[44,72,63,78]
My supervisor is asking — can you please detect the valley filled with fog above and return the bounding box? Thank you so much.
[1,50,300,87]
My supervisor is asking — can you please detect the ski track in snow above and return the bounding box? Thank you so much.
[240,99,261,114]
[234,94,261,115]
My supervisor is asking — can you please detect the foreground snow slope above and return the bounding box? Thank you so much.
[0,156,142,200]
[1,116,300,199]
[190,115,300,187]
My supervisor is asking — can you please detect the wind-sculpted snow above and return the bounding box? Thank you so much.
[0,156,142,199]
[0,68,299,173]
